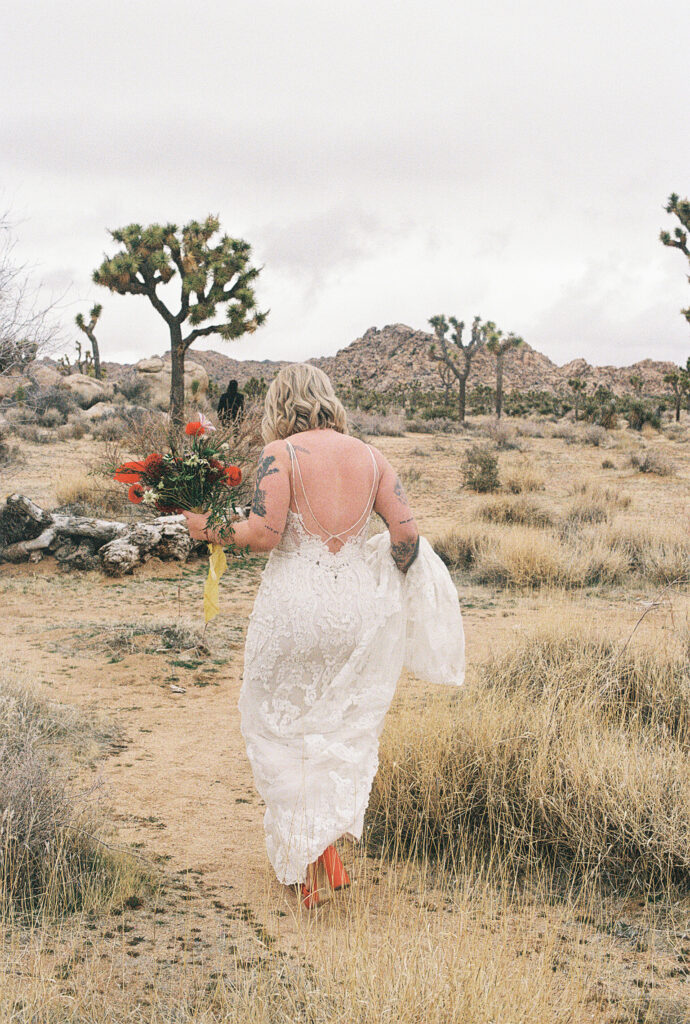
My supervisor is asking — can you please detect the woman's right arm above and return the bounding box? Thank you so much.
[371,449,420,573]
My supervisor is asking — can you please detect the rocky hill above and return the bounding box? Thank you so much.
[102,323,680,397]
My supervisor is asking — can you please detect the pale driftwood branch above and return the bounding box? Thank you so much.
[0,495,200,576]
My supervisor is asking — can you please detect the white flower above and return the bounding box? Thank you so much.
[141,489,159,505]
[198,412,216,434]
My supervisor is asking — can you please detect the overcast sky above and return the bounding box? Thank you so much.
[2,0,689,370]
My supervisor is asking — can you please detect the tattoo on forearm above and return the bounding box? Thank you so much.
[399,516,413,525]
[251,453,279,517]
[391,535,420,573]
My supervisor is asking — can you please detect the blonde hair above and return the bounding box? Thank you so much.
[261,363,348,443]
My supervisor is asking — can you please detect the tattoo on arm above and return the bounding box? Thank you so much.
[393,476,408,504]
[263,523,281,536]
[391,535,420,573]
[251,453,279,518]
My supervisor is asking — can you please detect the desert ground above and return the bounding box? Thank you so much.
[2,415,690,1022]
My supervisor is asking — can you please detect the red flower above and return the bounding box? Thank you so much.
[143,452,165,480]
[128,483,145,504]
[224,465,242,487]
[114,460,147,483]
[185,421,204,436]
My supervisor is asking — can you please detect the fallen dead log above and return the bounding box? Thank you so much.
[0,493,202,575]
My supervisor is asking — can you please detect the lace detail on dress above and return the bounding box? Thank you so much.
[238,444,464,886]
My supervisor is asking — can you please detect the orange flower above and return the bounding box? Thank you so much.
[128,483,145,503]
[185,421,204,436]
[224,465,242,487]
[143,452,165,480]
[114,460,146,483]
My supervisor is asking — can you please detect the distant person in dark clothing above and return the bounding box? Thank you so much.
[217,379,245,424]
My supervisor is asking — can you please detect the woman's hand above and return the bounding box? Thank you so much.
[182,510,213,541]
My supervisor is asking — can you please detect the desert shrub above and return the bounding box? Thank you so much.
[401,466,425,487]
[462,444,500,493]
[481,421,522,450]
[368,621,690,891]
[0,669,146,917]
[604,520,690,585]
[32,386,76,424]
[515,419,546,438]
[470,527,626,588]
[90,416,127,441]
[564,495,609,525]
[568,479,631,510]
[56,420,87,441]
[629,449,676,476]
[21,425,53,444]
[0,426,22,467]
[409,446,430,457]
[349,409,407,437]
[37,407,64,428]
[626,399,661,432]
[581,425,608,447]
[406,417,462,434]
[503,463,545,494]
[551,421,576,442]
[601,458,614,469]
[474,495,553,528]
[114,372,150,404]
[433,525,481,571]
[664,422,688,442]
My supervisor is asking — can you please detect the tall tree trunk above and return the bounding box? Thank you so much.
[169,324,185,426]
[676,393,681,422]
[458,376,467,422]
[495,354,504,419]
[88,331,102,380]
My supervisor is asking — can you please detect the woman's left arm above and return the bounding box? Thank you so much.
[183,441,291,552]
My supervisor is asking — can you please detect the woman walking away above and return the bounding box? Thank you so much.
[183,364,464,909]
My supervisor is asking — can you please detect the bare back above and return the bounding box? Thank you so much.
[248,427,420,569]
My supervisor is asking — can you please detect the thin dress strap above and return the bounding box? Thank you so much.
[286,441,379,544]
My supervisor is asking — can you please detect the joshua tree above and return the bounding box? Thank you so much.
[629,374,643,395]
[664,369,688,422]
[437,358,455,406]
[485,323,523,419]
[660,193,690,327]
[93,217,267,423]
[428,314,488,422]
[75,303,103,379]
[568,377,586,421]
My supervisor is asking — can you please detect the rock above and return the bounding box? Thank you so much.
[60,373,110,408]
[26,362,62,388]
[80,402,119,421]
[132,357,209,410]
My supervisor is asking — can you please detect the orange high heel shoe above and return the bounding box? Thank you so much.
[300,863,321,909]
[317,845,351,890]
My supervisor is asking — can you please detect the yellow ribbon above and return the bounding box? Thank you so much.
[203,542,227,622]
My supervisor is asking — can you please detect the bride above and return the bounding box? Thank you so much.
[183,363,464,909]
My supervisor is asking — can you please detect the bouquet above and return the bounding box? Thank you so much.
[113,413,243,622]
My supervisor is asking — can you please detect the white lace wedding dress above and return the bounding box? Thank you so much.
[238,442,465,885]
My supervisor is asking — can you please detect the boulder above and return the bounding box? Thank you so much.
[60,373,111,408]
[26,362,62,389]
[132,357,209,410]
[81,402,119,421]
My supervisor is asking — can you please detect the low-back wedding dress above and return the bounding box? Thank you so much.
[239,439,465,885]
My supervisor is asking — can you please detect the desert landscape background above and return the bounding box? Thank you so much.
[1,348,689,1020]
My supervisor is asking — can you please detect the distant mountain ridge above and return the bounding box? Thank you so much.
[102,323,681,397]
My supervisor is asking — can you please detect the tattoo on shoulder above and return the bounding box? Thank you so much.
[391,535,420,573]
[252,453,279,518]
[293,443,310,453]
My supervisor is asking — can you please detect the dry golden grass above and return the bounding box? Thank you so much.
[368,613,690,893]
